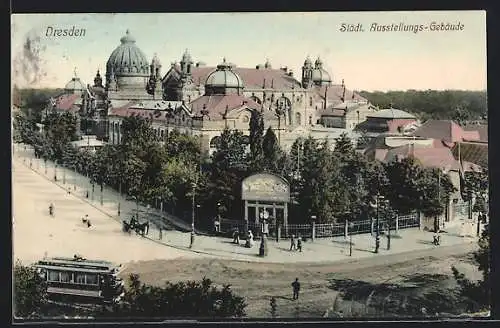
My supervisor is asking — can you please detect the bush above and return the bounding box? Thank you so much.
[102,274,247,318]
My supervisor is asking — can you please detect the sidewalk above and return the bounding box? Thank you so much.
[12,143,481,265]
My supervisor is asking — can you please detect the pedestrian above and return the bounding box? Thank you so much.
[291,278,300,300]
[232,228,240,244]
[297,235,302,252]
[289,234,296,251]
[49,203,54,217]
[214,216,221,233]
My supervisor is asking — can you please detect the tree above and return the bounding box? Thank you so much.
[105,274,247,318]
[333,132,355,158]
[261,127,282,173]
[206,128,249,219]
[384,157,426,215]
[13,260,48,318]
[248,110,264,169]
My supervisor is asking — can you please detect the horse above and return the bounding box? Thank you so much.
[122,220,132,233]
[134,222,149,236]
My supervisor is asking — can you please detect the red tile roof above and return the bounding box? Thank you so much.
[464,124,487,142]
[313,84,366,103]
[413,120,480,143]
[190,94,261,120]
[55,93,81,112]
[170,64,367,104]
[184,66,302,90]
[385,144,460,170]
[109,102,174,121]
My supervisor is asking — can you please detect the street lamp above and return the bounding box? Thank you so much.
[44,158,47,174]
[370,194,384,254]
[190,181,196,248]
[54,160,58,181]
[349,222,354,256]
[259,209,270,257]
[100,183,104,206]
[62,164,66,184]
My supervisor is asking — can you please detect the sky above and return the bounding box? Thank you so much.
[11,11,486,92]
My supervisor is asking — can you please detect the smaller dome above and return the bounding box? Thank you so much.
[312,68,332,84]
[204,58,244,95]
[65,76,86,93]
[205,58,244,89]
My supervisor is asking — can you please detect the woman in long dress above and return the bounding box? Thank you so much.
[248,230,254,247]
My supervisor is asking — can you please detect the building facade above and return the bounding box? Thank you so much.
[52,30,377,153]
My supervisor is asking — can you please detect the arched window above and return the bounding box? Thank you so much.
[295,112,302,125]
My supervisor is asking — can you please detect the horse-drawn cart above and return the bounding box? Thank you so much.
[122,216,149,236]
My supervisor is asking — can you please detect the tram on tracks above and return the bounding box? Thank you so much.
[33,255,125,305]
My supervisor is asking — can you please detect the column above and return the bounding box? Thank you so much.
[395,215,399,233]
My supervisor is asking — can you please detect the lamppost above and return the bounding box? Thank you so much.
[117,181,122,216]
[100,182,104,206]
[54,160,58,181]
[62,164,66,184]
[259,209,270,256]
[370,193,384,254]
[349,221,354,256]
[436,167,450,232]
[190,181,196,248]
[44,158,47,174]
[91,179,95,201]
[132,195,139,220]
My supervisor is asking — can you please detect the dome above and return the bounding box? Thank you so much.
[311,68,332,84]
[64,77,85,93]
[204,58,244,95]
[106,30,149,78]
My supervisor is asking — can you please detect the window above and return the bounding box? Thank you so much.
[75,273,86,284]
[86,274,98,285]
[309,97,313,106]
[295,113,302,125]
[48,270,60,282]
[60,271,72,283]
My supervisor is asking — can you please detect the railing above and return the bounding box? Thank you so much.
[218,213,420,239]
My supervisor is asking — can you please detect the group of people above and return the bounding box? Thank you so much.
[232,228,255,248]
[289,234,303,252]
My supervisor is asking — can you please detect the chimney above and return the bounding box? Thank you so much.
[271,79,274,88]
[263,78,266,89]
[288,70,294,77]
[280,66,288,73]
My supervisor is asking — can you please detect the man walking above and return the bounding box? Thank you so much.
[297,236,303,252]
[291,278,301,300]
[290,234,296,251]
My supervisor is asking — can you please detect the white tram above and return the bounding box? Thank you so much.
[33,255,125,304]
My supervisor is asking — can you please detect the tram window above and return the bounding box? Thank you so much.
[75,273,86,284]
[48,271,60,282]
[86,274,98,285]
[60,271,72,283]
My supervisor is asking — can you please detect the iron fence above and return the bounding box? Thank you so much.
[218,212,420,240]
